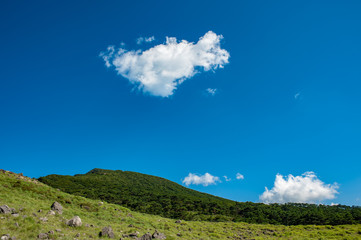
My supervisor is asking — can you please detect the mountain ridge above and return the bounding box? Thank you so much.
[38,168,361,225]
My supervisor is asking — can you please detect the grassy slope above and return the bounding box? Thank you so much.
[1,170,361,239]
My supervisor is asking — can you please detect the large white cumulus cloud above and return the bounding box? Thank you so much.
[260,172,338,204]
[100,31,230,97]
[183,173,221,187]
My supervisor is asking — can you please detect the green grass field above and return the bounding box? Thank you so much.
[1,170,361,239]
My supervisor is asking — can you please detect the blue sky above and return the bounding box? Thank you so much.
[1,0,361,205]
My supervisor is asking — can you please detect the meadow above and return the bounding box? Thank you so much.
[1,170,361,239]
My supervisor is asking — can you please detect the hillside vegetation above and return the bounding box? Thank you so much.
[38,168,361,225]
[1,170,361,239]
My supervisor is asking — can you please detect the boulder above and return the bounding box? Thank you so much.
[152,230,166,239]
[99,226,115,238]
[50,202,63,214]
[37,233,48,239]
[129,232,139,237]
[1,235,10,240]
[137,233,152,240]
[48,210,55,215]
[66,216,82,227]
[175,220,181,224]
[0,205,11,214]
[123,231,139,238]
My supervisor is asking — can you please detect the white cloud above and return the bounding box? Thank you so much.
[260,172,339,204]
[136,36,155,45]
[294,92,301,100]
[100,31,230,97]
[223,175,231,182]
[206,88,217,96]
[183,173,221,186]
[236,173,244,180]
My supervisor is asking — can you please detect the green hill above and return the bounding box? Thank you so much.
[2,170,361,239]
[38,168,361,225]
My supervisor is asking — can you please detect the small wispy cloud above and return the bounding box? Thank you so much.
[206,88,217,96]
[260,172,339,204]
[294,92,301,100]
[236,173,244,180]
[183,173,221,186]
[223,176,231,182]
[136,36,155,45]
[100,31,230,97]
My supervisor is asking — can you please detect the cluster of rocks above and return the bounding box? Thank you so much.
[2,201,167,240]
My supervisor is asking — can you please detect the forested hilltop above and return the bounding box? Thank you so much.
[38,168,361,225]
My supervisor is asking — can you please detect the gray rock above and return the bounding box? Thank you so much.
[75,233,80,237]
[0,205,11,214]
[55,229,61,232]
[137,233,152,240]
[48,210,55,215]
[37,233,48,239]
[175,220,181,224]
[39,217,48,222]
[152,230,166,239]
[99,226,114,238]
[14,222,19,227]
[50,202,63,214]
[48,230,54,235]
[129,231,139,237]
[11,213,19,217]
[66,216,82,227]
[1,234,10,240]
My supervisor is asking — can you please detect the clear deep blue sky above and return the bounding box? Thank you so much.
[1,0,360,205]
